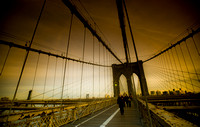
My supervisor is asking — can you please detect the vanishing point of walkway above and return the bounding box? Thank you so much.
[63,102,143,127]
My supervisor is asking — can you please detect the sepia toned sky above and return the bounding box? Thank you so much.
[0,0,200,99]
[77,0,200,61]
[1,0,200,61]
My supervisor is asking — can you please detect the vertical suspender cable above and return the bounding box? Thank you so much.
[109,54,111,95]
[157,56,165,89]
[6,0,46,124]
[103,47,105,96]
[191,35,200,57]
[0,46,11,76]
[160,55,166,89]
[80,27,86,99]
[104,49,106,95]
[12,0,46,102]
[160,55,169,90]
[184,41,199,81]
[167,51,178,89]
[53,57,58,98]
[66,61,70,98]
[43,55,50,100]
[106,51,108,95]
[161,56,171,90]
[60,57,64,98]
[99,41,101,98]
[108,53,111,96]
[73,62,76,99]
[92,35,95,98]
[31,53,40,91]
[162,54,172,90]
[110,55,112,96]
[108,52,110,95]
[106,52,108,95]
[76,62,79,98]
[164,53,172,89]
[105,50,107,95]
[72,60,74,99]
[179,44,194,92]
[175,47,188,91]
[170,49,182,89]
[61,13,73,100]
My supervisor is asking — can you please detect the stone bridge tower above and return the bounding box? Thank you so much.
[112,61,149,97]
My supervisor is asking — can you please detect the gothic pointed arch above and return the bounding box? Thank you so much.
[112,60,149,97]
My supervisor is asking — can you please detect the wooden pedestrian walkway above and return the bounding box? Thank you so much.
[63,102,144,127]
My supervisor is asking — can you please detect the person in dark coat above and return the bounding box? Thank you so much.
[124,94,128,107]
[117,94,125,115]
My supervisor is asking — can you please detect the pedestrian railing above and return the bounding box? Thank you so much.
[1,98,116,127]
[137,98,198,127]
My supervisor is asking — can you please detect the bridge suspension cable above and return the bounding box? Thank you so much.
[0,0,115,103]
[179,43,195,91]
[0,1,118,125]
[0,40,109,67]
[99,41,101,98]
[53,57,58,98]
[184,40,199,81]
[191,35,200,56]
[144,26,200,93]
[43,55,50,100]
[61,13,73,101]
[62,0,123,64]
[144,27,200,63]
[31,53,40,91]
[92,34,95,98]
[174,46,188,90]
[80,27,86,99]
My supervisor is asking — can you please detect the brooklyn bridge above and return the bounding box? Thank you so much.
[0,0,200,126]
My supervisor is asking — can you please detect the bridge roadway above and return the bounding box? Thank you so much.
[63,103,143,127]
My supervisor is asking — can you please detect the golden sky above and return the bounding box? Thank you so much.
[0,0,200,99]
